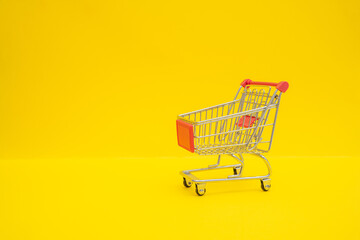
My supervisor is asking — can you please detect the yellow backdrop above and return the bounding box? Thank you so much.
[0,0,359,239]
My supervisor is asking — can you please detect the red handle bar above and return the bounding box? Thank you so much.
[241,79,289,93]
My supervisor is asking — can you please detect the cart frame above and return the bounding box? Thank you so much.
[177,79,289,196]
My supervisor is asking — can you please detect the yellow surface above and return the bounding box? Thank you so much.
[0,0,359,239]
[0,156,359,239]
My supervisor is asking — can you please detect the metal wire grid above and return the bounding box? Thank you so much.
[178,86,280,155]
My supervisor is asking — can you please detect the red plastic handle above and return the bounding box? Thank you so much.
[241,79,289,93]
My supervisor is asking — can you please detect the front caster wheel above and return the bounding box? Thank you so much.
[260,178,271,191]
[183,178,192,188]
[195,184,206,196]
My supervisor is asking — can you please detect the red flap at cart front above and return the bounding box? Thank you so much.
[176,119,194,153]
[237,115,258,128]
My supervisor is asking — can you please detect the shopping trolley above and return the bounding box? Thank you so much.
[176,79,289,196]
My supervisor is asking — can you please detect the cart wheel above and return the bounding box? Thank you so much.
[195,184,206,196]
[183,178,192,188]
[232,166,242,176]
[260,178,271,191]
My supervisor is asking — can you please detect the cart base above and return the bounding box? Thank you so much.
[180,153,272,196]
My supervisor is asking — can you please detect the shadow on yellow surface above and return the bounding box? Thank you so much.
[0,156,359,239]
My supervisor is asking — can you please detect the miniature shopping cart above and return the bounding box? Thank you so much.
[176,79,289,196]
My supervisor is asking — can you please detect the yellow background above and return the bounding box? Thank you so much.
[0,0,359,239]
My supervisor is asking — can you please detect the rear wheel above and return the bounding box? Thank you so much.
[183,178,192,188]
[260,179,271,191]
[195,184,206,196]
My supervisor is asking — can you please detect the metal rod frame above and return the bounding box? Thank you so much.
[180,153,271,184]
[179,84,282,193]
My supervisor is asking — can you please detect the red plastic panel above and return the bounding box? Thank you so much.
[237,115,258,128]
[176,119,194,153]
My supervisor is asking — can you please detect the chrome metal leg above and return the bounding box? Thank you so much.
[208,155,221,168]
[228,154,244,178]
[251,153,272,177]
